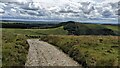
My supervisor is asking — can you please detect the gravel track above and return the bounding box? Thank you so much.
[25,39,81,66]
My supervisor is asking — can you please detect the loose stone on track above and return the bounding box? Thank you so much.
[25,39,81,66]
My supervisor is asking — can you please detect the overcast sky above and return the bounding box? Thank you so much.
[0,0,119,23]
[0,0,119,3]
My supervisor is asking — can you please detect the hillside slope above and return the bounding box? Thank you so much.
[40,35,119,67]
[56,21,119,35]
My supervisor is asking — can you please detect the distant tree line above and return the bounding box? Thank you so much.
[2,23,56,29]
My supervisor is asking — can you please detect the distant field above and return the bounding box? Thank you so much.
[40,35,119,67]
[25,26,68,35]
[2,27,68,35]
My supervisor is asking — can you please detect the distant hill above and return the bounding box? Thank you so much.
[1,21,119,35]
[55,21,119,35]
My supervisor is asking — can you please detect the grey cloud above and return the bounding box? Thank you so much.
[102,10,113,18]
[82,6,95,14]
[59,10,78,13]
[0,0,18,2]
[20,3,39,11]
[0,1,119,20]
[116,9,120,16]
[110,2,118,9]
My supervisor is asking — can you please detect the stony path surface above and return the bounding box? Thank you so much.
[25,39,80,66]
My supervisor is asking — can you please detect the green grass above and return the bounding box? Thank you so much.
[87,24,119,35]
[85,24,105,29]
[2,26,68,35]
[2,29,29,66]
[2,26,68,66]
[27,26,68,35]
[104,25,118,31]
[2,22,119,67]
[104,25,119,35]
[40,35,119,67]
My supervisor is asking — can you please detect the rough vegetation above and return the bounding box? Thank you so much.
[2,26,67,67]
[1,21,119,67]
[2,29,29,67]
[40,35,119,67]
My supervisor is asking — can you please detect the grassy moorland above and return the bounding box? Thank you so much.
[2,26,68,67]
[40,35,119,67]
[2,29,29,66]
[1,21,120,67]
